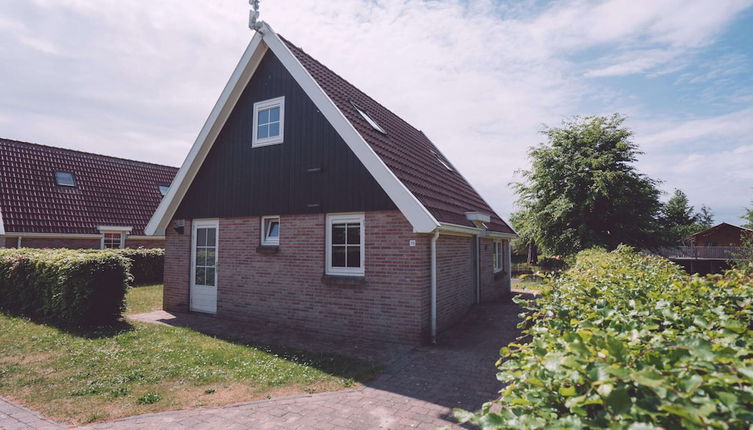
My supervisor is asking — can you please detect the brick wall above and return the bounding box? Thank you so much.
[125,239,165,249]
[164,220,192,312]
[163,211,431,343]
[0,236,164,249]
[15,237,102,249]
[479,238,511,301]
[435,234,475,331]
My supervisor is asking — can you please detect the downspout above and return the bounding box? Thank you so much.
[475,234,480,304]
[17,236,22,249]
[430,230,440,344]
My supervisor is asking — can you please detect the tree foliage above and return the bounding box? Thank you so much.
[511,115,662,256]
[743,201,753,229]
[659,189,712,243]
[456,247,753,429]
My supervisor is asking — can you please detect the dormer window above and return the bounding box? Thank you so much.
[158,185,170,196]
[351,102,386,134]
[252,96,285,147]
[54,171,76,187]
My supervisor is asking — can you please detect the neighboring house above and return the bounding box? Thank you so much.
[146,23,517,344]
[0,138,178,249]
[660,222,752,274]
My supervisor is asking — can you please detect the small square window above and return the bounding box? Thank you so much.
[102,232,124,249]
[326,214,364,276]
[252,97,285,147]
[158,185,170,196]
[54,171,76,187]
[261,216,280,246]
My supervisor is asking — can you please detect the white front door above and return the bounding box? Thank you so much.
[190,219,218,314]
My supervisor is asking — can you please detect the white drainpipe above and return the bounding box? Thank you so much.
[430,230,440,344]
[17,236,22,248]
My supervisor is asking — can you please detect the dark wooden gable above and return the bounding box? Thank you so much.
[175,50,396,220]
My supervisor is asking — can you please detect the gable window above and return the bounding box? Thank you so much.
[158,185,170,196]
[54,171,76,187]
[252,96,285,147]
[261,216,280,246]
[351,102,386,134]
[326,213,365,276]
[493,241,505,273]
[102,232,124,249]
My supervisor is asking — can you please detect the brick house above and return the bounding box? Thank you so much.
[0,138,177,249]
[147,23,517,344]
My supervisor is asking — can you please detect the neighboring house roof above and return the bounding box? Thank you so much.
[0,138,178,235]
[684,222,753,242]
[146,23,515,237]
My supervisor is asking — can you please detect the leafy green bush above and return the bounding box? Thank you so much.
[116,248,164,285]
[0,249,130,326]
[458,246,753,429]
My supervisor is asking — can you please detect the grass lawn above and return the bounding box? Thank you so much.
[0,285,380,425]
[511,276,546,292]
[125,284,163,314]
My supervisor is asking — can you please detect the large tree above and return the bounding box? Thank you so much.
[743,201,753,229]
[659,189,711,243]
[511,114,662,256]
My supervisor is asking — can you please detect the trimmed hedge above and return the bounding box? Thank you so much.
[116,248,164,285]
[458,246,753,429]
[0,249,130,326]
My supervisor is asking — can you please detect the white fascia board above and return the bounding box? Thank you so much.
[439,222,518,239]
[97,226,133,233]
[261,24,440,234]
[145,32,267,236]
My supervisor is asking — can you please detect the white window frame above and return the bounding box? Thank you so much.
[325,213,365,277]
[493,240,504,273]
[252,96,285,148]
[101,231,125,249]
[260,215,280,246]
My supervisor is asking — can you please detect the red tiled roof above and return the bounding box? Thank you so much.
[282,38,514,234]
[0,138,178,235]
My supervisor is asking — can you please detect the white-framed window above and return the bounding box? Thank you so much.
[252,96,285,147]
[102,232,124,249]
[493,241,504,273]
[54,171,76,187]
[325,213,365,276]
[261,216,280,246]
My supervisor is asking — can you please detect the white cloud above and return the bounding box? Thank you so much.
[0,0,750,224]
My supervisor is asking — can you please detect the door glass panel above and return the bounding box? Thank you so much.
[194,226,217,287]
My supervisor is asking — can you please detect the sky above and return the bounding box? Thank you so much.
[0,0,752,225]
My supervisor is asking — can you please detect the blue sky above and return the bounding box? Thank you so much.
[0,0,751,225]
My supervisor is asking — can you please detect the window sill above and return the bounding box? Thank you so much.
[321,274,366,287]
[494,270,507,280]
[256,245,279,254]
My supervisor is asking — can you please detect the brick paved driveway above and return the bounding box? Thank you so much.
[1,299,523,429]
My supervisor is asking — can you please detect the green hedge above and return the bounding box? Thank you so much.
[458,246,753,429]
[116,248,164,285]
[0,249,130,326]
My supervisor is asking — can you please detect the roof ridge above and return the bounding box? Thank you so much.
[0,137,179,170]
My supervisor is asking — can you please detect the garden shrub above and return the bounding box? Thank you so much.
[457,246,753,429]
[116,248,164,285]
[0,249,130,326]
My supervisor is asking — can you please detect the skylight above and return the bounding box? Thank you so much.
[431,151,453,172]
[351,102,386,134]
[158,185,170,196]
[54,171,76,187]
